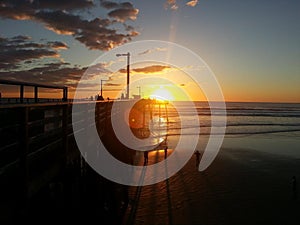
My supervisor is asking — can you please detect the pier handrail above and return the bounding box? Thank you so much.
[0,79,68,103]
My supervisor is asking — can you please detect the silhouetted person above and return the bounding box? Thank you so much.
[144,151,148,165]
[164,146,168,159]
[195,150,201,167]
[292,176,297,200]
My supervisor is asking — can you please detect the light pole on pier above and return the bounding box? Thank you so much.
[98,79,108,100]
[137,86,141,98]
[116,52,130,99]
[100,79,107,97]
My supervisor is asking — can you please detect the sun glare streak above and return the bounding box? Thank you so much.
[165,11,179,63]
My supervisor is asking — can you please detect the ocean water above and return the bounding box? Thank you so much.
[165,101,300,135]
[164,101,300,158]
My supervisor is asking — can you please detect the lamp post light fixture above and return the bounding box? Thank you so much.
[116,52,130,99]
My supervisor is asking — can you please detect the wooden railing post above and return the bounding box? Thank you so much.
[19,106,29,210]
[20,85,24,103]
[62,103,68,165]
[34,86,38,103]
[63,87,68,102]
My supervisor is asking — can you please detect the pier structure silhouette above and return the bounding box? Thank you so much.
[0,79,169,223]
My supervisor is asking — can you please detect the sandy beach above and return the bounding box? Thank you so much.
[123,144,300,225]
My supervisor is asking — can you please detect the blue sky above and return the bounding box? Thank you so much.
[0,0,299,102]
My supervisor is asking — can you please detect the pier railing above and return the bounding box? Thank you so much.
[0,101,112,213]
[0,79,68,103]
[0,98,169,220]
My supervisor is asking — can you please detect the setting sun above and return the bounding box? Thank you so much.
[149,88,174,101]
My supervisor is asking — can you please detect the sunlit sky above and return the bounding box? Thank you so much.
[0,0,299,102]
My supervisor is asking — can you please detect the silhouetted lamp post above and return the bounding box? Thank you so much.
[100,79,107,97]
[137,86,141,98]
[116,52,130,99]
[98,79,108,100]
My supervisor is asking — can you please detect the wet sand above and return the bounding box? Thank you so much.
[123,147,300,225]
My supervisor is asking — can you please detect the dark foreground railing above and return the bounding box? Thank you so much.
[0,97,67,104]
[0,101,116,222]
[0,99,169,223]
[0,79,68,103]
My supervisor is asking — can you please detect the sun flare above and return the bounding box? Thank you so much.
[149,89,174,101]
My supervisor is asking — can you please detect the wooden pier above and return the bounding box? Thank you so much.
[0,81,170,223]
[0,79,68,103]
[0,101,109,221]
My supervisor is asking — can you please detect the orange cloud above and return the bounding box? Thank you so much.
[165,0,178,11]
[186,0,199,7]
[119,65,171,74]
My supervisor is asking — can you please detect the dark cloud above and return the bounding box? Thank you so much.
[100,1,119,9]
[0,0,140,51]
[104,82,121,86]
[11,35,31,42]
[34,10,82,35]
[108,6,139,22]
[101,1,134,10]
[0,1,35,20]
[85,63,113,77]
[0,48,58,66]
[120,2,134,9]
[133,65,171,74]
[101,1,139,22]
[0,0,94,16]
[108,8,138,22]
[0,63,115,90]
[119,65,171,74]
[123,24,135,31]
[0,35,91,88]
[0,36,65,70]
[102,88,122,91]
[48,41,68,50]
[0,65,87,89]
[0,1,140,91]
[43,61,71,68]
[32,0,95,10]
[118,68,127,74]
